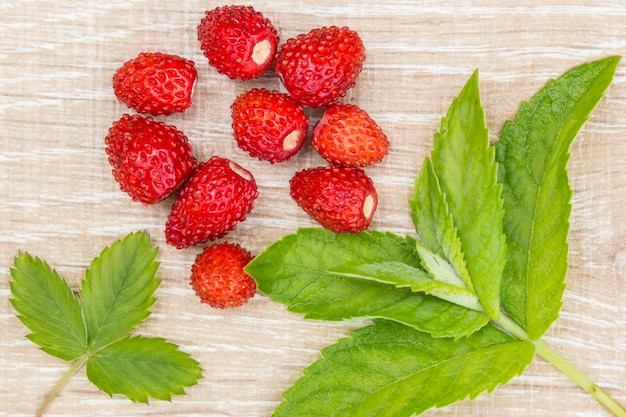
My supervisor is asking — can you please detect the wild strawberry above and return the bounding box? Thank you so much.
[105,114,197,205]
[112,52,197,116]
[312,103,389,167]
[231,88,309,163]
[197,5,278,80]
[289,166,378,233]
[165,156,258,249]
[275,26,365,108]
[190,242,256,309]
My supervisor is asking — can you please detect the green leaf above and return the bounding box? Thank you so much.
[86,335,203,403]
[495,56,620,339]
[411,158,472,290]
[411,70,506,319]
[275,320,535,417]
[9,254,87,361]
[246,228,488,338]
[80,231,160,350]
[10,232,203,412]
[328,259,484,312]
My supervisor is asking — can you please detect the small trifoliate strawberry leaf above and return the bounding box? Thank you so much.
[495,55,620,340]
[246,228,488,338]
[80,231,160,350]
[86,335,203,403]
[9,254,87,361]
[10,232,203,414]
[274,320,535,417]
[411,70,506,320]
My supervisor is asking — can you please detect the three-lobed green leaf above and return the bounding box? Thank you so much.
[496,56,620,340]
[9,231,202,407]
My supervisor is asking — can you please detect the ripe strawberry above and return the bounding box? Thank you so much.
[190,242,256,309]
[112,52,197,116]
[231,88,309,163]
[312,103,389,167]
[197,5,278,80]
[289,166,378,233]
[105,114,197,205]
[165,156,258,249]
[275,26,365,108]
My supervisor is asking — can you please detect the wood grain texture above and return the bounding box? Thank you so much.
[1,0,625,416]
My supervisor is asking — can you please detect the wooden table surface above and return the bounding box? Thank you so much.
[2,1,626,416]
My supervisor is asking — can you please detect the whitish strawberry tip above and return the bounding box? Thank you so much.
[252,39,274,66]
[229,161,253,181]
[363,193,376,218]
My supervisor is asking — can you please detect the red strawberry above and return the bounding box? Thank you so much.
[312,103,389,167]
[275,26,365,108]
[190,242,256,309]
[197,5,278,80]
[289,166,378,233]
[165,156,258,248]
[105,114,197,205]
[231,88,309,163]
[112,52,197,116]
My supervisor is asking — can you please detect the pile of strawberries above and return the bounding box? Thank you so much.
[104,5,389,309]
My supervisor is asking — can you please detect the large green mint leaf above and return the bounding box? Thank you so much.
[246,228,488,339]
[80,231,160,350]
[495,56,620,340]
[9,254,87,361]
[275,320,534,417]
[411,70,506,319]
[86,335,203,403]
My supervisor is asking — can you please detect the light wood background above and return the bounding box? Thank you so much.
[1,1,626,416]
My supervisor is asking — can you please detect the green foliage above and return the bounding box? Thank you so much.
[247,56,621,416]
[80,232,160,350]
[411,70,506,320]
[9,232,202,412]
[246,228,489,339]
[87,335,203,403]
[496,56,620,339]
[10,254,87,361]
[275,320,534,417]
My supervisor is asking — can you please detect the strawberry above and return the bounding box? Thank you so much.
[275,26,365,108]
[190,242,256,309]
[197,5,278,80]
[165,156,258,249]
[231,88,309,163]
[289,166,378,233]
[112,52,197,116]
[105,114,197,205]
[312,103,389,167]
